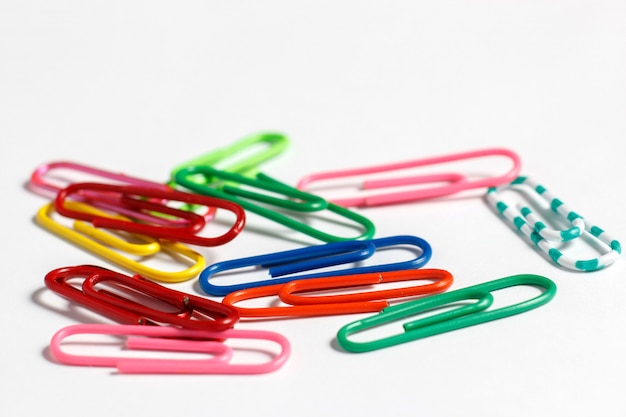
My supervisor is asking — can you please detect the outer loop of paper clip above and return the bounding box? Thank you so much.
[50,324,290,374]
[199,235,432,297]
[337,274,556,353]
[486,176,622,271]
[296,147,522,207]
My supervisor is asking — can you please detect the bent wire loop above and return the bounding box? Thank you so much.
[36,200,205,282]
[50,324,290,374]
[55,182,246,247]
[45,265,239,330]
[486,176,621,271]
[173,166,376,243]
[296,148,522,207]
[222,269,453,318]
[336,274,556,353]
[199,235,433,296]
[29,160,215,225]
[169,132,290,186]
[29,160,172,198]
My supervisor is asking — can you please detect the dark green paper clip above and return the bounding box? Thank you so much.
[336,274,556,352]
[174,166,376,243]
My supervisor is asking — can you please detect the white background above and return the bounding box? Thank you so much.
[2,1,625,416]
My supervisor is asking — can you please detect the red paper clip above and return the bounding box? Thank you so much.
[45,265,239,330]
[55,182,246,246]
[222,269,453,317]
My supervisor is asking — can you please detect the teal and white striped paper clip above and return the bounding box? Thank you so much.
[486,176,621,272]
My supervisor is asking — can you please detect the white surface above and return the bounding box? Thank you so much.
[2,1,625,416]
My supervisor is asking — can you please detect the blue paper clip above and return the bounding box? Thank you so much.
[199,235,432,296]
[337,273,556,353]
[486,176,621,271]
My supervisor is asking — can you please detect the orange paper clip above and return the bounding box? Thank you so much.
[222,269,453,318]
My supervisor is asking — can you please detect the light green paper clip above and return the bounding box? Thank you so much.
[170,132,290,185]
[336,274,556,353]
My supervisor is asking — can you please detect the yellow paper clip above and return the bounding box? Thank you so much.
[36,201,205,283]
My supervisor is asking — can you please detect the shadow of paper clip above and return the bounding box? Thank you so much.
[486,176,621,271]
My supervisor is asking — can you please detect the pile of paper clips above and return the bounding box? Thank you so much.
[28,132,621,374]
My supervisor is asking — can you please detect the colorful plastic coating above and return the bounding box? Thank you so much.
[486,176,621,271]
[50,324,290,374]
[169,132,290,184]
[29,160,215,225]
[174,166,376,242]
[222,269,453,317]
[199,235,432,296]
[36,201,205,282]
[45,265,240,330]
[337,274,556,353]
[296,148,522,207]
[29,161,171,197]
[55,182,246,247]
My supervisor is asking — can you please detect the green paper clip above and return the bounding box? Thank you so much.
[336,274,556,353]
[174,166,376,243]
[170,132,289,186]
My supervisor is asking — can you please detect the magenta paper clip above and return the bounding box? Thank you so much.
[297,148,522,207]
[50,324,291,374]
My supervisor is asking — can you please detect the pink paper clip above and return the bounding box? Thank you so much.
[296,148,522,207]
[29,161,168,197]
[29,161,215,225]
[50,324,291,374]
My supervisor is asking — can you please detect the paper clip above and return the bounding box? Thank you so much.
[222,269,453,318]
[29,161,172,198]
[36,201,205,282]
[174,166,376,242]
[296,148,522,207]
[486,176,621,271]
[50,324,290,374]
[55,182,246,247]
[45,265,240,330]
[170,132,290,185]
[336,273,556,352]
[29,160,214,225]
[199,235,432,296]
